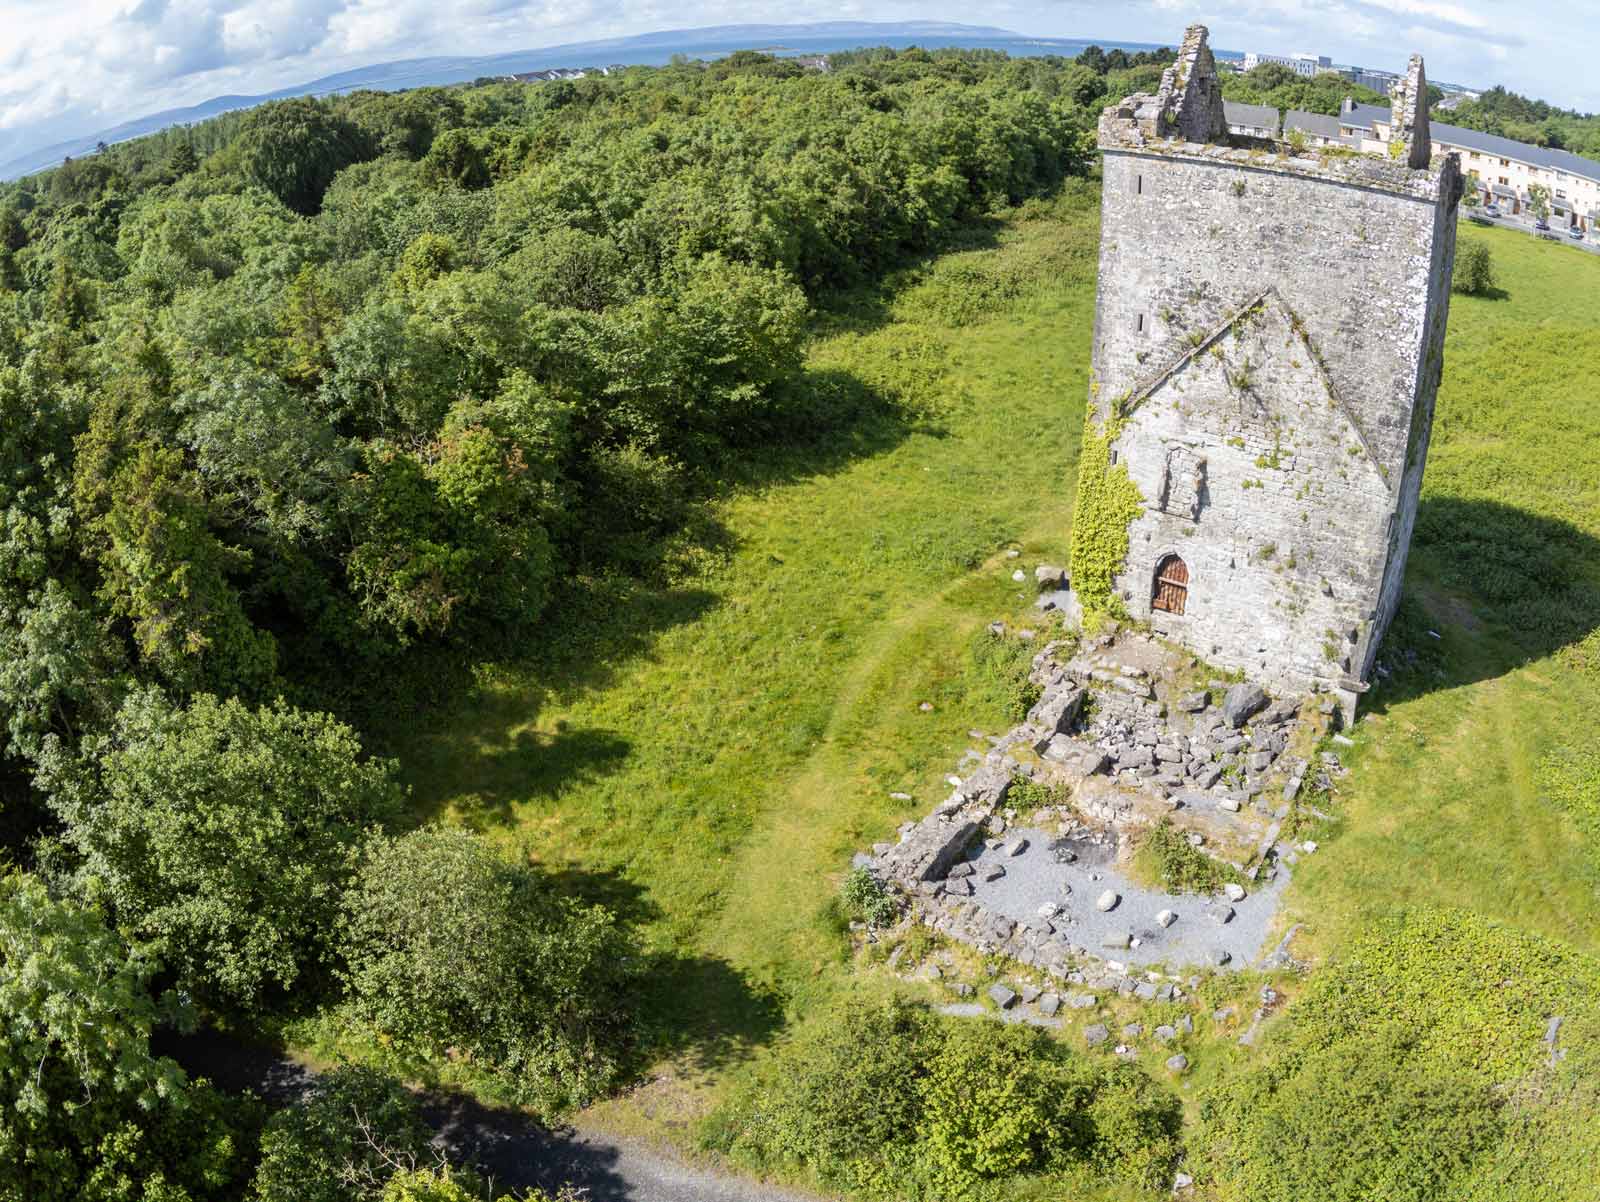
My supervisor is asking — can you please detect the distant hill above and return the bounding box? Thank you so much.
[0,22,1184,180]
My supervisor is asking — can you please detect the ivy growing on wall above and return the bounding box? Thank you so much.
[1068,401,1144,618]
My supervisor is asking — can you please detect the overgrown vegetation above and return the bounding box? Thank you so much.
[710,997,1181,1199]
[1067,410,1142,618]
[1133,819,1243,894]
[1194,908,1600,1201]
[841,866,899,928]
[963,627,1043,722]
[1453,241,1497,296]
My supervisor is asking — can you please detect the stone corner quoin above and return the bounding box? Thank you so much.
[1075,23,1463,716]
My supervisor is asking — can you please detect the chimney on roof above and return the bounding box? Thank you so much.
[1155,25,1228,144]
[1389,54,1432,168]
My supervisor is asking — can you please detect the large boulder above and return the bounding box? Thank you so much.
[1222,682,1268,728]
[1027,684,1084,735]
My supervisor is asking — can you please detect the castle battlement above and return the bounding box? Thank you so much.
[1071,26,1463,712]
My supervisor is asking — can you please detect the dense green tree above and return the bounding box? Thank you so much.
[342,826,636,1111]
[234,98,375,215]
[44,688,403,1007]
[0,873,259,1202]
[420,129,490,190]
[251,1066,434,1202]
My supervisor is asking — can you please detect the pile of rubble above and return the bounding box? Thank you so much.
[867,622,1337,978]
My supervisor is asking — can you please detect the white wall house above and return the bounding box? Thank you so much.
[1243,51,1334,77]
[1340,99,1600,229]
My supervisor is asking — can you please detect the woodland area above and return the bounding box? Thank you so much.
[0,46,1117,1201]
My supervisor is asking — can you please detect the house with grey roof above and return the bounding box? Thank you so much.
[1223,100,1280,141]
[1340,96,1600,228]
[1284,109,1344,147]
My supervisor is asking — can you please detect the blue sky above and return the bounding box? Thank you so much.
[0,1,1579,165]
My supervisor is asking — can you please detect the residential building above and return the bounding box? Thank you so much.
[1224,99,1280,141]
[1243,51,1334,77]
[1283,109,1345,147]
[1339,98,1600,229]
[1342,67,1397,96]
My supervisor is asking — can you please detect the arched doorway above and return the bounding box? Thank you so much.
[1152,555,1189,615]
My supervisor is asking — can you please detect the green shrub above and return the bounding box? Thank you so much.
[965,629,1042,724]
[252,1066,433,1202]
[712,996,1180,1199]
[1134,819,1242,893]
[341,827,637,1113]
[841,867,898,928]
[1453,240,1496,295]
[43,688,403,1010]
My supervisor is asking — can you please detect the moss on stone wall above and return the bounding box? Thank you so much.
[1068,404,1144,618]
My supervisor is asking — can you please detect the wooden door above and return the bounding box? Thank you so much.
[1152,555,1189,615]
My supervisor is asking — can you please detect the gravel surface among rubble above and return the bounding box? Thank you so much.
[966,828,1290,970]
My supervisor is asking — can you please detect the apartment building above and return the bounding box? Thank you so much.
[1339,99,1600,229]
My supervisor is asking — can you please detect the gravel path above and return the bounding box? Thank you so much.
[967,827,1289,969]
[162,1030,827,1202]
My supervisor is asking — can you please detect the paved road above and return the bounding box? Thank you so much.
[162,1030,824,1202]
[1465,209,1600,256]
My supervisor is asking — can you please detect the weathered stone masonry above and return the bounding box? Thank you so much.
[1077,28,1462,710]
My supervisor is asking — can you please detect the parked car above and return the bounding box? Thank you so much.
[1484,203,1501,216]
[1570,226,1586,240]
[1535,218,1552,231]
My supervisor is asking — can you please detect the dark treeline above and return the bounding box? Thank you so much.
[0,48,1101,1202]
[1443,84,1600,158]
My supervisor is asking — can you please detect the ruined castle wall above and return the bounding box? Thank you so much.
[1092,148,1456,695]
[1113,300,1394,691]
[1365,188,1459,681]
[1094,150,1446,480]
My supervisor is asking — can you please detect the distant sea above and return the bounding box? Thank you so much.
[0,24,1239,180]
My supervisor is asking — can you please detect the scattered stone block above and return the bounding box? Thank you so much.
[1156,909,1177,928]
[1096,889,1121,912]
[988,984,1018,1009]
[1038,992,1061,1016]
[1155,1024,1177,1042]
[1122,1022,1143,1038]
[1166,1053,1189,1073]
[1006,838,1029,857]
[1101,930,1132,950]
[1084,1023,1111,1047]
[1021,985,1042,1004]
[1222,682,1268,728]
[1134,982,1158,1001]
[1224,882,1247,902]
[1178,691,1209,712]
[1067,992,1098,1009]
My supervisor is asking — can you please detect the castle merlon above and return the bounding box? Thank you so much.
[1097,26,1461,205]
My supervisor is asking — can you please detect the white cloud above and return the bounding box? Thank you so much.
[0,0,1592,169]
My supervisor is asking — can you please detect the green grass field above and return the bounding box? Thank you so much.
[388,204,1600,1181]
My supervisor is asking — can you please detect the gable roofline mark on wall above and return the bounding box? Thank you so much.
[1117,286,1392,492]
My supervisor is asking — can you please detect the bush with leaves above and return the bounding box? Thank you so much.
[1453,240,1496,296]
[840,866,898,928]
[0,872,260,1202]
[714,996,1180,1199]
[44,688,403,1008]
[341,827,637,1112]
[252,1066,447,1202]
[1192,907,1600,1202]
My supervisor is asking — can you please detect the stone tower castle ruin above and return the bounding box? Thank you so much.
[1071,26,1463,712]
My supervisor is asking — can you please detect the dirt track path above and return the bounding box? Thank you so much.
[164,1030,825,1202]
